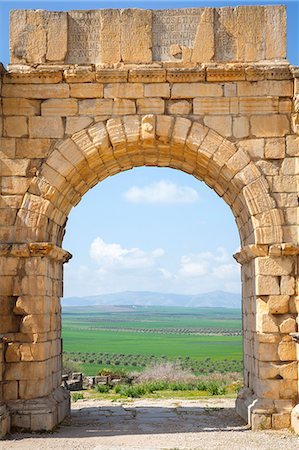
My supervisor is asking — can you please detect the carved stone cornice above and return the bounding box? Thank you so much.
[0,242,72,262]
[234,243,299,264]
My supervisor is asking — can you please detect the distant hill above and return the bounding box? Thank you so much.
[62,290,241,308]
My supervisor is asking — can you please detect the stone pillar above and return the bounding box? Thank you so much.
[235,244,299,430]
[0,243,71,431]
[0,337,11,438]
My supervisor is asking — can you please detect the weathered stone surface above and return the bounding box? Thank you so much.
[121,9,152,64]
[10,10,47,64]
[70,83,103,98]
[4,117,28,138]
[41,99,78,116]
[2,4,299,437]
[29,117,64,138]
[3,98,40,116]
[46,12,68,62]
[191,9,214,62]
[251,115,290,137]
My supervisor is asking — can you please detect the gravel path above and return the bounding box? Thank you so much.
[2,398,298,450]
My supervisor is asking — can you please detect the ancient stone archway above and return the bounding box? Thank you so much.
[0,5,298,436]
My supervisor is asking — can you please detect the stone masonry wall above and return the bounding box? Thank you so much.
[0,5,298,436]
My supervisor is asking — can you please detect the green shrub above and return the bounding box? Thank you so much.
[206,381,226,395]
[72,392,84,402]
[95,384,110,393]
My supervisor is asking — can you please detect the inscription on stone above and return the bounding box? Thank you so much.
[152,9,203,61]
[66,11,101,63]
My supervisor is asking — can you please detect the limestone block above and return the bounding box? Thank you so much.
[2,84,70,99]
[193,98,230,115]
[3,380,18,400]
[264,138,285,159]
[46,12,68,61]
[232,117,249,139]
[1,176,31,196]
[239,97,279,114]
[120,9,152,63]
[191,9,214,63]
[5,360,51,381]
[0,138,16,158]
[156,115,174,144]
[258,314,279,333]
[259,362,279,379]
[237,80,292,97]
[10,10,47,63]
[236,7,265,61]
[104,83,143,99]
[239,138,264,160]
[278,341,296,361]
[65,117,93,135]
[291,404,299,434]
[123,115,140,144]
[0,158,29,176]
[251,115,290,137]
[281,158,298,175]
[112,99,136,115]
[171,83,223,99]
[272,412,291,429]
[286,135,299,157]
[279,361,298,380]
[203,116,232,138]
[3,98,40,116]
[79,99,113,115]
[255,276,280,296]
[20,314,51,334]
[280,380,298,399]
[4,117,28,138]
[87,121,110,149]
[279,98,292,113]
[280,276,295,295]
[41,99,78,116]
[171,117,192,146]
[279,317,296,334]
[5,343,21,362]
[265,6,286,60]
[256,257,294,276]
[14,296,51,315]
[144,83,170,98]
[268,295,290,314]
[98,10,121,64]
[255,379,280,399]
[167,100,192,115]
[70,83,103,98]
[137,98,164,114]
[141,115,155,143]
[251,413,272,431]
[19,377,52,399]
[106,118,126,148]
[29,117,64,138]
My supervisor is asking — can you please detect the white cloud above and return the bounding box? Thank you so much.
[123,180,199,204]
[64,241,240,298]
[90,237,164,270]
[178,247,240,286]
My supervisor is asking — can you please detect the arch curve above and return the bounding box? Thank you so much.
[17,114,283,247]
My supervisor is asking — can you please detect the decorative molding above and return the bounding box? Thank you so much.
[0,243,72,262]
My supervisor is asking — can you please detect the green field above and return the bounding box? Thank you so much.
[62,305,243,376]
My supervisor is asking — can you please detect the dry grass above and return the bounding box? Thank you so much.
[135,362,197,384]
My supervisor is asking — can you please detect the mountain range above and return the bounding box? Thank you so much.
[62,290,241,308]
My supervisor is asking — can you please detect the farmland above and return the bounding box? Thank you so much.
[62,305,243,376]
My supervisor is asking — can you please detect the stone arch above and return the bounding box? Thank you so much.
[18,114,283,248]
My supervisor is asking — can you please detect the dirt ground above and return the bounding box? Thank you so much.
[1,398,298,450]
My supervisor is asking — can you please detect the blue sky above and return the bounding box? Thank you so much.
[1,1,298,297]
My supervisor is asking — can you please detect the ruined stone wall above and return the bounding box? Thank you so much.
[0,4,298,436]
